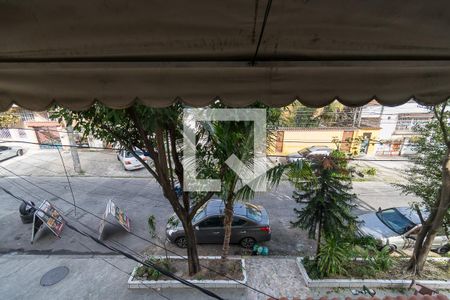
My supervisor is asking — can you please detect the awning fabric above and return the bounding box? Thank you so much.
[1,0,450,111]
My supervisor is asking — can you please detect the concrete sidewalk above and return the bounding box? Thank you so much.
[0,254,314,300]
[1,254,443,300]
[0,254,248,300]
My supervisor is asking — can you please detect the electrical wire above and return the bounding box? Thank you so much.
[0,164,280,300]
[1,187,224,300]
[0,174,170,299]
[77,241,171,300]
[250,0,273,66]
[0,138,420,149]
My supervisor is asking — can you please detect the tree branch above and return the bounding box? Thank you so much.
[189,192,214,220]
[434,102,449,147]
[126,107,159,163]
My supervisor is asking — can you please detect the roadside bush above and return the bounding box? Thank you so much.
[369,246,393,271]
[304,235,393,279]
[364,167,377,176]
[135,257,172,280]
[317,236,350,277]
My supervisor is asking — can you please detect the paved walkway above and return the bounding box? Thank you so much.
[0,254,310,300]
[2,254,442,300]
[246,257,310,300]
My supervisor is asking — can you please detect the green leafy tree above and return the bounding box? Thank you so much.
[289,151,357,256]
[51,103,213,275]
[395,101,450,275]
[0,108,19,128]
[395,108,449,236]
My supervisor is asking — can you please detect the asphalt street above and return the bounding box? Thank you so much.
[0,149,419,257]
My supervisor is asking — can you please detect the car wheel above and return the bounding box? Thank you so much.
[436,245,450,254]
[240,237,256,249]
[175,237,188,248]
[17,149,23,156]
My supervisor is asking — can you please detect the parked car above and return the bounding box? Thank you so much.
[0,145,24,161]
[286,146,332,163]
[166,199,271,248]
[357,207,449,254]
[116,149,149,170]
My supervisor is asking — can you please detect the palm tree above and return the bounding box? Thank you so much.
[201,107,285,260]
[289,151,357,256]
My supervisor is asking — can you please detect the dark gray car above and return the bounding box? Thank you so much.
[166,199,271,248]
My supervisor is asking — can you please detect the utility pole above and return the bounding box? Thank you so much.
[67,125,82,173]
[357,107,363,127]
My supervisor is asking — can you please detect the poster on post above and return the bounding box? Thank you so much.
[31,200,65,242]
[98,200,131,239]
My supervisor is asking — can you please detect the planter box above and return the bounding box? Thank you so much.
[297,257,450,289]
[128,256,247,289]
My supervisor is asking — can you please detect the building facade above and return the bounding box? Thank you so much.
[270,126,380,157]
[360,100,433,156]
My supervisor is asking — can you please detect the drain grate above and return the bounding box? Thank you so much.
[40,266,69,286]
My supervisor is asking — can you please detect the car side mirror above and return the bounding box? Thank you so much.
[378,207,382,212]
[195,226,199,230]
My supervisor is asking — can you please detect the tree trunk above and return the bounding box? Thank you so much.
[221,200,234,259]
[183,220,201,275]
[408,147,450,274]
[316,218,323,257]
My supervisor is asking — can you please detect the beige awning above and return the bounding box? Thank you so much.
[1,0,450,111]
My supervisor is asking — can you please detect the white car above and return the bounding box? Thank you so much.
[0,145,24,161]
[357,207,449,254]
[117,149,149,171]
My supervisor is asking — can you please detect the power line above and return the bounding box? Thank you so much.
[78,242,171,300]
[251,0,273,66]
[55,145,77,215]
[0,164,280,300]
[1,187,223,300]
[267,155,411,162]
[0,138,420,149]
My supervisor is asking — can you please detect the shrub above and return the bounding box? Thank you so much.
[135,257,171,280]
[316,236,350,278]
[364,167,377,176]
[304,235,393,279]
[369,246,393,271]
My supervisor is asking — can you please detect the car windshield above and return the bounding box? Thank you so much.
[125,150,144,158]
[246,204,262,222]
[376,208,416,235]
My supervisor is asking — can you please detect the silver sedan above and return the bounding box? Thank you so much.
[357,207,449,254]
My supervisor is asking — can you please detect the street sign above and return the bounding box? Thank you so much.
[98,200,131,239]
[31,201,65,243]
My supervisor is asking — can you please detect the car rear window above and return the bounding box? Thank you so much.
[192,205,207,224]
[298,148,311,155]
[376,208,416,235]
[125,150,144,158]
[246,204,262,222]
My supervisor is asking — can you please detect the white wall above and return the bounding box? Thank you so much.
[362,101,431,140]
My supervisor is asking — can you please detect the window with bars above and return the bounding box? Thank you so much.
[16,109,35,121]
[0,128,12,139]
[395,115,431,131]
[18,128,27,138]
